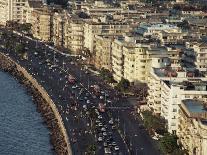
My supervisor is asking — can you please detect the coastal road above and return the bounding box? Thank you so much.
[0,28,160,155]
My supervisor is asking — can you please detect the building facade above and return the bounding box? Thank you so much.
[177,99,207,155]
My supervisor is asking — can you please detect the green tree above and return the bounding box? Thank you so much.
[100,68,114,83]
[86,144,96,155]
[116,78,130,92]
[159,133,179,154]
[142,110,166,134]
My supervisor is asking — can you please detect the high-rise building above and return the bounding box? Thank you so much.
[0,0,42,25]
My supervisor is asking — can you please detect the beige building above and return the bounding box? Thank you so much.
[84,21,129,53]
[64,16,84,54]
[23,0,43,24]
[93,35,118,71]
[112,35,176,83]
[53,12,65,47]
[0,0,42,25]
[192,43,207,72]
[111,37,125,82]
[177,99,207,155]
[124,45,172,84]
[31,6,53,42]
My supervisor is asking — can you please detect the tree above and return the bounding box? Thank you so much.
[142,110,166,134]
[99,68,115,83]
[20,23,32,35]
[116,78,130,92]
[159,133,180,154]
[85,144,96,155]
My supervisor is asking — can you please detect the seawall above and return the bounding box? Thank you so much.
[0,53,72,155]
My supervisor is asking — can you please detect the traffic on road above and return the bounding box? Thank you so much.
[0,28,160,155]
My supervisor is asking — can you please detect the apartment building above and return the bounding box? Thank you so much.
[84,21,129,53]
[136,23,180,37]
[53,12,65,47]
[23,0,43,23]
[123,43,170,84]
[0,0,43,25]
[156,29,184,45]
[64,16,84,54]
[161,79,207,134]
[177,99,207,155]
[31,6,53,42]
[93,35,116,71]
[192,43,207,72]
[111,37,125,82]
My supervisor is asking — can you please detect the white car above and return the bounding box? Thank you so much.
[86,100,90,104]
[109,119,114,125]
[104,147,111,154]
[98,115,102,119]
[100,96,104,99]
[98,137,103,142]
[114,146,119,151]
[101,127,106,132]
[103,132,107,136]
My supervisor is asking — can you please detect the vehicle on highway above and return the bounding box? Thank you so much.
[98,103,106,112]
[109,119,114,125]
[91,84,100,95]
[68,74,76,84]
[114,146,119,151]
[98,137,103,142]
[104,147,111,154]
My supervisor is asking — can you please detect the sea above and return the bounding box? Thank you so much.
[0,71,54,155]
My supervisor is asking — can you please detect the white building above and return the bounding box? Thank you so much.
[148,67,207,133]
[177,99,207,155]
[136,23,181,37]
[161,79,207,134]
[192,43,207,72]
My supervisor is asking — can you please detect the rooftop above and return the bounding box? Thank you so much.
[181,99,207,120]
[183,99,206,113]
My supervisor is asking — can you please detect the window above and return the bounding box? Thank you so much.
[173,109,177,112]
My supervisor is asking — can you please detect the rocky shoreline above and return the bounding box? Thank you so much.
[0,53,71,155]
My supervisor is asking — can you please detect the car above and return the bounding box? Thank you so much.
[101,91,105,95]
[98,123,103,127]
[112,125,116,130]
[104,147,111,154]
[71,61,75,65]
[86,93,89,96]
[84,96,88,100]
[103,132,107,136]
[100,96,104,99]
[86,100,90,104]
[98,137,103,142]
[112,142,116,146]
[107,100,112,104]
[98,115,102,119]
[109,119,114,125]
[72,85,76,89]
[96,120,100,123]
[114,146,119,151]
[101,127,106,132]
[103,142,108,147]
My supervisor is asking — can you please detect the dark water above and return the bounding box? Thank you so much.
[0,71,54,155]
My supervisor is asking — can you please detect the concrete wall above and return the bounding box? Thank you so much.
[0,53,72,155]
